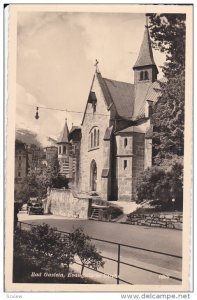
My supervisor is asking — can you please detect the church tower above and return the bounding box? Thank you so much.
[57,119,72,179]
[133,23,158,84]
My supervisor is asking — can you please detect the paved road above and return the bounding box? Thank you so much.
[18,212,182,285]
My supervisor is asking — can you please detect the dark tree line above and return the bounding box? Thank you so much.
[136,14,186,209]
[149,14,185,163]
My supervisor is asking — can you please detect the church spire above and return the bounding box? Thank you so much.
[133,26,157,70]
[133,18,158,83]
[57,118,69,143]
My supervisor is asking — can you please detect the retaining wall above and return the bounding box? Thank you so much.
[47,189,92,219]
[126,212,183,230]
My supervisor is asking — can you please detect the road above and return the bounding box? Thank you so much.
[18,212,182,285]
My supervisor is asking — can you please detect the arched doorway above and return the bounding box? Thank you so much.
[90,160,97,191]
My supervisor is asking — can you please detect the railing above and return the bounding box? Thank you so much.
[17,221,182,285]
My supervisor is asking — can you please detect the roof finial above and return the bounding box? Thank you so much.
[94,59,99,73]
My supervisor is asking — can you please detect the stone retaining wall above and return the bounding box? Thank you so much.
[47,189,92,219]
[126,213,183,230]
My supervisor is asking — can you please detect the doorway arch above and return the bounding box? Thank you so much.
[90,160,97,191]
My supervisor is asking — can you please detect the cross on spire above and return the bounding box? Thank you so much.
[94,59,99,72]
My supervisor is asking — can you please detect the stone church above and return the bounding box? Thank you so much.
[78,25,160,201]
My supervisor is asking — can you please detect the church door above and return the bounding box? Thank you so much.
[90,160,97,191]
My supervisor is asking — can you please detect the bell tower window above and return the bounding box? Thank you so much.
[63,146,66,154]
[144,71,149,80]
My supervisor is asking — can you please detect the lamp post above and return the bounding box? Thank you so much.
[172,198,175,211]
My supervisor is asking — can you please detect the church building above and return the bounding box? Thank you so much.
[78,24,160,201]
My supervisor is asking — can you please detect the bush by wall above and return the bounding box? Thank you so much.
[136,162,183,211]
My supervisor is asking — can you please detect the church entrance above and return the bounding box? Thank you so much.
[90,160,97,191]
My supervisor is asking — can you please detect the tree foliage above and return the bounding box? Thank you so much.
[15,154,68,202]
[13,225,104,281]
[136,161,183,210]
[148,14,186,162]
[69,227,104,275]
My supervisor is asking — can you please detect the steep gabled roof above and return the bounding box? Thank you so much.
[81,71,160,124]
[57,119,69,143]
[96,72,135,120]
[103,78,135,119]
[133,26,158,71]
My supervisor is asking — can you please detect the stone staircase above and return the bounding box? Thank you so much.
[90,207,100,220]
[89,205,108,220]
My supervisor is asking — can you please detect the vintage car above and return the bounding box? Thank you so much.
[28,203,44,215]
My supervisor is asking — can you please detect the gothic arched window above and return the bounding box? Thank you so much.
[94,128,96,147]
[97,129,100,146]
[89,126,100,150]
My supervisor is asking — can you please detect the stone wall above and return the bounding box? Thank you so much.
[126,212,183,230]
[47,189,91,219]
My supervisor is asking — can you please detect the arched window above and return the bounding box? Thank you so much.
[144,71,149,80]
[94,128,96,147]
[91,132,93,148]
[89,126,100,150]
[97,129,99,146]
[59,146,61,155]
[140,71,144,81]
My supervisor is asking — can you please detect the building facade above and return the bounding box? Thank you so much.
[79,25,160,201]
[15,139,28,185]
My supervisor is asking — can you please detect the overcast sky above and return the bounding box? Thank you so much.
[16,11,166,146]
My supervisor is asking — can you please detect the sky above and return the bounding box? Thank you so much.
[16,11,166,146]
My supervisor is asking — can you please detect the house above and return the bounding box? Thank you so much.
[43,146,58,162]
[15,139,28,185]
[79,25,160,201]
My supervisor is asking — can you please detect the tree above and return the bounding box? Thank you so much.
[15,154,68,202]
[14,225,105,281]
[26,224,75,274]
[148,14,186,163]
[69,228,104,275]
[136,161,183,210]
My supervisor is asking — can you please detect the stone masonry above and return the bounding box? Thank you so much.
[126,212,183,230]
[47,189,91,219]
[79,75,111,197]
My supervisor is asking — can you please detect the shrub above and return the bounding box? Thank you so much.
[136,162,183,210]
